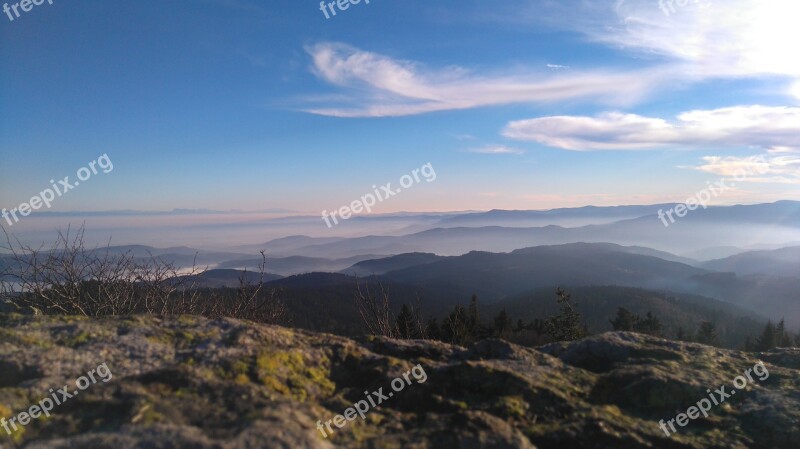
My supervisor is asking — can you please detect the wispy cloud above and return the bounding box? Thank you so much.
[790,80,800,101]
[600,0,800,81]
[503,106,800,151]
[302,42,667,117]
[492,0,800,96]
[692,154,800,184]
[466,145,525,155]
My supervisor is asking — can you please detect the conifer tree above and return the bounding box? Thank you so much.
[467,294,480,334]
[494,309,512,336]
[396,304,416,339]
[544,288,587,342]
[637,312,663,337]
[756,320,777,351]
[610,307,638,331]
[696,321,718,346]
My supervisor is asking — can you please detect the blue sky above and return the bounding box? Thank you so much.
[2,0,799,216]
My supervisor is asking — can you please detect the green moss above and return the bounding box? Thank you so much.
[177,315,200,326]
[231,359,249,376]
[212,357,253,382]
[495,395,528,419]
[177,330,197,344]
[54,315,88,324]
[0,328,51,348]
[145,328,208,348]
[234,373,251,385]
[0,404,25,443]
[146,331,174,345]
[60,331,92,347]
[131,403,164,426]
[451,400,469,411]
[255,351,336,401]
[174,388,196,399]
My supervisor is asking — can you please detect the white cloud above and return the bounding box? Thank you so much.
[503,106,800,151]
[499,0,800,99]
[593,0,800,81]
[303,43,667,117]
[790,80,800,101]
[466,145,525,155]
[301,2,800,117]
[692,154,800,184]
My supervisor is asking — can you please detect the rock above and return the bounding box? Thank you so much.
[0,314,797,448]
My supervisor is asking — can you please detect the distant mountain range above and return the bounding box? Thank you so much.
[4,201,799,332]
[216,254,384,276]
[380,243,706,299]
[435,204,677,227]
[249,268,770,348]
[175,269,283,288]
[246,201,800,259]
[340,252,445,276]
[368,243,799,328]
[197,241,797,338]
[699,246,800,277]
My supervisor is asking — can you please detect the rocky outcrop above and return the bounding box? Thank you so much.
[0,314,797,448]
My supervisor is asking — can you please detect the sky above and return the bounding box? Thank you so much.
[2,0,800,221]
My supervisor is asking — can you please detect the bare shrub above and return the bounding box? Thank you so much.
[210,251,287,324]
[0,225,286,324]
[354,280,397,338]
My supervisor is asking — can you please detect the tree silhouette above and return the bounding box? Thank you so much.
[396,304,416,339]
[776,319,794,347]
[637,312,663,337]
[425,318,441,340]
[610,307,638,331]
[494,309,512,336]
[696,321,718,346]
[442,305,470,345]
[755,320,777,351]
[609,308,661,336]
[544,288,587,342]
[468,294,480,334]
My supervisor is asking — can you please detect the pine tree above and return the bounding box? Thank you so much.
[494,309,512,336]
[756,320,777,351]
[743,335,755,351]
[467,294,480,335]
[637,312,663,337]
[776,319,793,347]
[696,321,718,346]
[610,307,638,331]
[443,305,469,345]
[544,288,587,342]
[396,304,416,339]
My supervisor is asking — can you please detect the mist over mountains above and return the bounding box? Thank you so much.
[5,201,798,331]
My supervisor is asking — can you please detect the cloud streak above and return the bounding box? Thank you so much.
[600,0,800,80]
[502,106,800,151]
[301,1,800,117]
[466,145,525,155]
[303,43,667,117]
[692,154,800,184]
